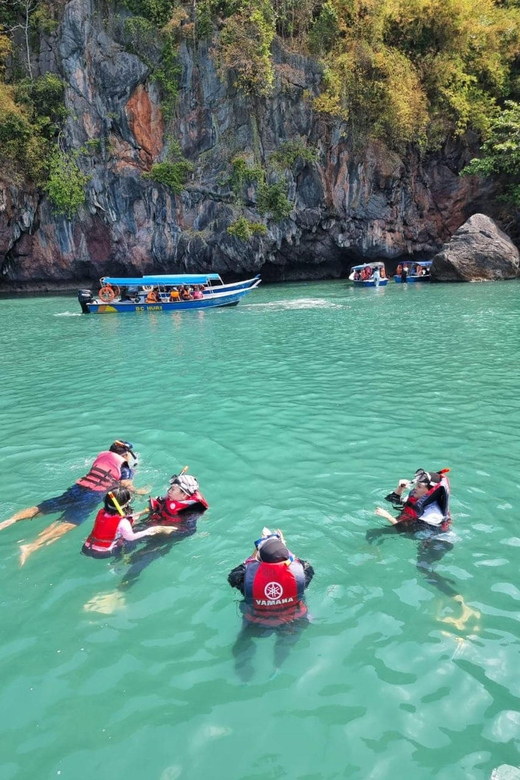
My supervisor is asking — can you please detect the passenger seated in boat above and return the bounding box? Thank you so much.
[353,270,361,281]
[82,488,173,559]
[146,288,160,303]
[380,267,386,279]
[415,264,423,276]
[192,286,204,299]
[181,286,192,300]
[169,287,181,301]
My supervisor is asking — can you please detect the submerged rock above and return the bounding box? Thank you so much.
[431,214,519,281]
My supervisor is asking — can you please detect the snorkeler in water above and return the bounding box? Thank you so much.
[228,528,314,680]
[367,468,459,597]
[83,471,208,613]
[0,440,150,565]
[81,488,173,559]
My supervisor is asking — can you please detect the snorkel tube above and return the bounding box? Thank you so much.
[113,440,138,466]
[108,491,125,517]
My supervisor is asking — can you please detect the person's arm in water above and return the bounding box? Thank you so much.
[117,518,173,542]
[119,463,151,496]
[299,559,314,588]
[228,563,246,594]
[374,506,399,525]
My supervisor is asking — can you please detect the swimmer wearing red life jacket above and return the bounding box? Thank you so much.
[82,488,173,559]
[375,468,451,531]
[228,529,314,627]
[0,440,151,566]
[147,472,208,529]
[229,529,314,680]
[368,468,462,599]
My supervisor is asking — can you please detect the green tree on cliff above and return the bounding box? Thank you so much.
[463,101,520,204]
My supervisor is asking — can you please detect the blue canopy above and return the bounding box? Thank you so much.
[350,262,386,271]
[101,274,223,286]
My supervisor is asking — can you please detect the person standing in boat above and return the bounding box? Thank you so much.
[401,264,408,283]
[0,440,149,565]
[228,529,314,680]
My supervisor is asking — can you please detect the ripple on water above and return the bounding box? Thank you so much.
[0,282,520,779]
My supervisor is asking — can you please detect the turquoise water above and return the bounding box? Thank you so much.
[0,280,519,780]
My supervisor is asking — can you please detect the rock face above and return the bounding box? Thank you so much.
[0,0,504,289]
[431,214,520,281]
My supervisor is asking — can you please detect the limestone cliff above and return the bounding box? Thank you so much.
[0,0,498,289]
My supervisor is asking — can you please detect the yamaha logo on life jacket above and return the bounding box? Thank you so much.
[255,581,295,606]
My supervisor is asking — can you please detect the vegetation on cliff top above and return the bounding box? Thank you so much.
[0,0,519,215]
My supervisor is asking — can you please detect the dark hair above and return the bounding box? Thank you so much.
[110,441,130,456]
[104,487,132,514]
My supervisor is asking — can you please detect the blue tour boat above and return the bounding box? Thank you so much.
[78,273,261,314]
[394,260,432,283]
[349,262,388,287]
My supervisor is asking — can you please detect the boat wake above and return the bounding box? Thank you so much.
[247,298,343,310]
[54,312,82,317]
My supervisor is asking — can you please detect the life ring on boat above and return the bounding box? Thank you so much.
[99,285,119,302]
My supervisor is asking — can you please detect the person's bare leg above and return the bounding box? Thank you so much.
[19,521,76,566]
[0,506,40,532]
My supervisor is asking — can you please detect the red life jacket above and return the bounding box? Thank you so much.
[243,558,307,624]
[76,451,126,492]
[83,509,132,553]
[151,491,208,524]
[398,473,451,529]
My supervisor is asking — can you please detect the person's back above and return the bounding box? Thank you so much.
[170,288,180,301]
[229,532,314,626]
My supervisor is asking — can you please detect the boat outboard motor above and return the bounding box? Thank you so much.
[78,289,93,314]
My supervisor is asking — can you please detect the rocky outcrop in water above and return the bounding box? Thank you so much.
[431,214,519,281]
[0,0,501,289]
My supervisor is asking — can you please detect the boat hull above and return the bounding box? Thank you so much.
[205,275,260,294]
[85,282,259,313]
[353,279,388,288]
[393,275,431,283]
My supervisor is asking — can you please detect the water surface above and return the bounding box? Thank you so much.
[0,281,519,779]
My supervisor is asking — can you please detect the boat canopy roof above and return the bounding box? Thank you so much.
[350,262,386,271]
[101,274,223,286]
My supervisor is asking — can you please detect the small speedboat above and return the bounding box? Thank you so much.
[78,273,261,314]
[394,260,432,283]
[349,262,388,287]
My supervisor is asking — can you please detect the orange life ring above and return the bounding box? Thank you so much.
[99,285,115,302]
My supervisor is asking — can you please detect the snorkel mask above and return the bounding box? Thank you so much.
[114,440,138,466]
